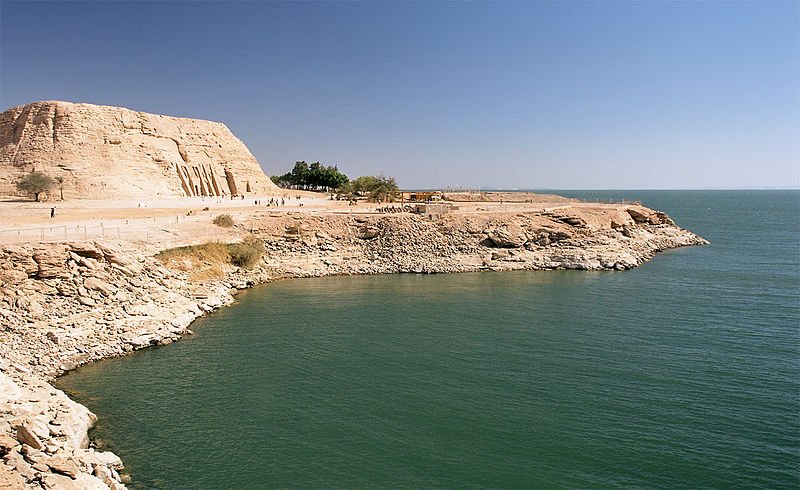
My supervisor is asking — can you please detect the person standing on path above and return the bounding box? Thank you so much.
[50,207,55,218]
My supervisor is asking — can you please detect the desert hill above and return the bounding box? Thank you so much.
[0,101,278,200]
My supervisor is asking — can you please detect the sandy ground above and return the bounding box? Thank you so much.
[0,191,633,249]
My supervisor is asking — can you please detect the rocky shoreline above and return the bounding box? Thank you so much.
[0,203,707,488]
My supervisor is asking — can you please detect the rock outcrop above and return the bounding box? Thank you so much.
[251,205,708,275]
[0,101,278,200]
[0,241,245,489]
[0,370,127,489]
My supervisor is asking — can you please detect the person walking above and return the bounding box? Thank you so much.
[50,207,55,218]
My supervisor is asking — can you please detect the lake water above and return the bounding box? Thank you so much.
[57,190,800,488]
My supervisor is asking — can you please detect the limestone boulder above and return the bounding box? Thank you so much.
[67,243,104,260]
[487,224,526,248]
[45,455,82,479]
[84,277,115,296]
[32,246,68,279]
[73,449,124,471]
[625,207,674,226]
[15,423,44,450]
[557,215,587,227]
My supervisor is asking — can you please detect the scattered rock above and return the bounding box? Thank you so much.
[15,424,43,450]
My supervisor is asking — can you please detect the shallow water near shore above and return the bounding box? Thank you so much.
[57,190,800,488]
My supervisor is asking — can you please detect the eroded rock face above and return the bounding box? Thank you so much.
[0,101,279,200]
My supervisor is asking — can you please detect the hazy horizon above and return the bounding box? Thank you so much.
[1,1,798,189]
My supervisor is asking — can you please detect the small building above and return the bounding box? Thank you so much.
[402,191,443,202]
[412,202,455,219]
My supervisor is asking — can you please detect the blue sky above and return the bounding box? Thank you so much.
[1,1,798,189]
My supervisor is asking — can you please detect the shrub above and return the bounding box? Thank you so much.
[156,237,264,279]
[212,214,235,227]
[155,242,231,280]
[227,236,265,269]
[155,242,231,268]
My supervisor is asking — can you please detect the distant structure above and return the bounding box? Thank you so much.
[402,191,442,202]
[0,101,279,200]
[412,202,455,219]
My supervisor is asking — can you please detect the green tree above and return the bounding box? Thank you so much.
[291,161,309,188]
[17,171,55,201]
[272,161,350,191]
[345,175,399,201]
[271,173,293,188]
[325,165,349,190]
[308,161,323,189]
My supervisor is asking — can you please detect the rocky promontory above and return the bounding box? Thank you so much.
[0,200,707,488]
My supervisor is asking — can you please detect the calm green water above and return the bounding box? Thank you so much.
[58,191,800,489]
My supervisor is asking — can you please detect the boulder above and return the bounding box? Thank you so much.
[557,216,587,227]
[359,226,381,240]
[4,450,35,481]
[0,434,19,454]
[0,268,29,284]
[487,224,526,248]
[84,277,115,296]
[67,243,104,260]
[15,424,43,450]
[32,247,68,279]
[75,473,113,490]
[78,296,96,307]
[46,456,82,479]
[73,448,124,471]
[626,208,651,223]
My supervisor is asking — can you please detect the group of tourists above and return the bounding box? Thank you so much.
[376,205,413,214]
[255,197,287,207]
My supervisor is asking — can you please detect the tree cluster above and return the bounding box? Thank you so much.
[344,175,399,202]
[271,161,349,191]
[271,161,400,201]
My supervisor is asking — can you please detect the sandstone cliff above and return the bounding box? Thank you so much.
[0,101,278,200]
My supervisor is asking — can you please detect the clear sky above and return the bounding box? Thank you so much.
[1,1,798,189]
